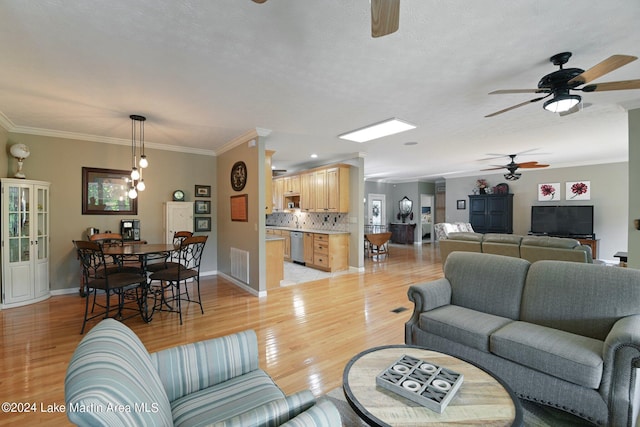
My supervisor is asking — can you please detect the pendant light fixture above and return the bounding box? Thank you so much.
[128,114,148,199]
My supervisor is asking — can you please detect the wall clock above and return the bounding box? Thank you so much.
[172,189,185,201]
[230,161,247,191]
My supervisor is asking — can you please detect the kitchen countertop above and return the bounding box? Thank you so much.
[266,226,350,235]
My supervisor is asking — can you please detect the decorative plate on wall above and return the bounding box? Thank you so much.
[230,161,247,191]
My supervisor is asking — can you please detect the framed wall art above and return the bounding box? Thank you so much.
[82,167,138,215]
[230,194,248,222]
[566,181,590,200]
[194,217,211,232]
[457,200,466,210]
[537,183,560,202]
[195,185,211,198]
[195,200,211,214]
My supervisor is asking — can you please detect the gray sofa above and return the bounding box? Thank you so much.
[439,232,593,265]
[405,252,640,426]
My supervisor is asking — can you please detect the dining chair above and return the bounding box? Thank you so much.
[73,240,148,334]
[148,235,208,324]
[146,230,193,273]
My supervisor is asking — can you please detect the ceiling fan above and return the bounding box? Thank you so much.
[482,154,549,181]
[251,0,400,37]
[485,52,640,118]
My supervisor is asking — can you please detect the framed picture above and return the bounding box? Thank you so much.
[82,167,138,215]
[230,194,248,222]
[566,181,590,200]
[538,183,560,201]
[195,185,211,198]
[456,200,466,210]
[194,200,211,214]
[194,217,211,232]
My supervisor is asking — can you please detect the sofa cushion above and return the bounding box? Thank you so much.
[420,305,513,352]
[491,321,604,389]
[521,260,640,340]
[171,369,285,427]
[446,231,484,241]
[483,233,523,245]
[521,236,580,249]
[445,252,530,319]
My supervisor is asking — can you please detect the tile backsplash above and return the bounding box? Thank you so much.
[266,212,349,232]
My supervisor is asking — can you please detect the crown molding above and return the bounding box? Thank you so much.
[216,128,261,155]
[4,122,215,156]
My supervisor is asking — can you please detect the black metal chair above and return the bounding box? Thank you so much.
[148,235,207,325]
[89,232,142,272]
[145,230,193,273]
[73,240,147,334]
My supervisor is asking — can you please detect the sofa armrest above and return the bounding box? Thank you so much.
[212,390,318,427]
[601,315,640,426]
[280,399,342,427]
[150,329,260,402]
[405,279,452,342]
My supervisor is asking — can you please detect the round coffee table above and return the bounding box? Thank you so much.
[343,345,523,426]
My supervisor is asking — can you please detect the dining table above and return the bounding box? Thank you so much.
[103,243,178,322]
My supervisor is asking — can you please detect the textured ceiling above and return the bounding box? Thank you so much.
[1,1,639,182]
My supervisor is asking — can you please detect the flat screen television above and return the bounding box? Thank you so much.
[530,205,594,238]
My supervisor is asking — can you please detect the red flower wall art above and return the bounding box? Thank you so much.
[538,183,560,201]
[566,181,590,200]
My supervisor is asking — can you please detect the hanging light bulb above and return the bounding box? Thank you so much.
[131,167,140,181]
[139,155,148,168]
[128,114,148,198]
[137,179,146,191]
[128,187,138,199]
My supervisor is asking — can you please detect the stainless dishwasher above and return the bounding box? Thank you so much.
[290,231,305,265]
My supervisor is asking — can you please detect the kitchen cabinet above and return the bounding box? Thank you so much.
[303,232,315,264]
[266,238,284,289]
[283,175,300,194]
[305,232,349,272]
[1,179,50,308]
[266,228,291,260]
[272,177,284,212]
[469,194,513,233]
[300,172,316,212]
[315,166,350,212]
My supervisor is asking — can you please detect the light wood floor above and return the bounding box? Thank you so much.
[0,243,443,426]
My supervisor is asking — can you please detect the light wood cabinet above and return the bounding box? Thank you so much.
[305,232,349,272]
[272,177,284,212]
[266,228,291,260]
[1,179,50,308]
[303,232,315,264]
[300,172,316,212]
[271,164,350,213]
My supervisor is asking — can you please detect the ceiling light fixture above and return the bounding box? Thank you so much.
[128,115,148,199]
[543,91,581,113]
[504,172,522,181]
[338,118,416,143]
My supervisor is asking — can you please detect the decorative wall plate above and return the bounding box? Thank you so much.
[230,161,247,191]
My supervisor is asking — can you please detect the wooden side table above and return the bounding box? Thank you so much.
[343,345,522,426]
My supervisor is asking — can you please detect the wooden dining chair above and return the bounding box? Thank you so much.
[147,235,208,325]
[73,240,147,334]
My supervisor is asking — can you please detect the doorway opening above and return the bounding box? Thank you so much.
[420,194,434,244]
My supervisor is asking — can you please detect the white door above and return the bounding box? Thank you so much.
[165,202,194,243]
[367,193,386,232]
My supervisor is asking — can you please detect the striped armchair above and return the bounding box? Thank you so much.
[65,319,341,427]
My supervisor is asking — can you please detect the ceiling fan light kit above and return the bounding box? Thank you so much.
[543,92,581,113]
[486,52,640,117]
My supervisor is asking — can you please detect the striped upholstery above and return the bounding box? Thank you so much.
[209,390,316,427]
[150,330,260,402]
[65,320,342,427]
[64,319,173,426]
[280,400,343,427]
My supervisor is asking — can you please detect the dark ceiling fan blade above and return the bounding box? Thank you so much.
[580,79,640,92]
[481,166,508,171]
[252,0,268,3]
[489,89,545,95]
[484,95,549,118]
[568,55,638,86]
[371,0,400,38]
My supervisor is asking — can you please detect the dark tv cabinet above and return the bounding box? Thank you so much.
[469,194,513,234]
[389,223,416,244]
